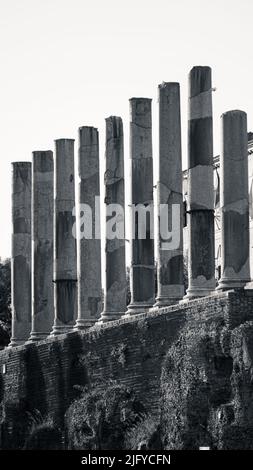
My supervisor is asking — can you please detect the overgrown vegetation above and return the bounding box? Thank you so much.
[125,415,162,449]
[65,381,151,449]
[0,258,11,348]
[23,410,62,450]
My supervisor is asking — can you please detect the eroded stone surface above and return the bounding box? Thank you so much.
[155,82,184,307]
[185,66,215,299]
[127,98,155,315]
[75,127,102,329]
[218,111,250,289]
[29,151,54,341]
[10,162,31,346]
[51,139,77,334]
[99,117,126,322]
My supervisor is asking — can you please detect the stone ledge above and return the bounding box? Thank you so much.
[1,288,253,360]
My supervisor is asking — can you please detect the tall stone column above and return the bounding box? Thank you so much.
[9,162,31,346]
[29,151,54,341]
[185,66,215,299]
[155,82,184,307]
[218,110,250,289]
[98,116,126,322]
[126,98,155,315]
[75,127,102,329]
[51,139,77,335]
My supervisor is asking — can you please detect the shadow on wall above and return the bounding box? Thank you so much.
[23,419,63,450]
[0,345,47,449]
[0,333,89,449]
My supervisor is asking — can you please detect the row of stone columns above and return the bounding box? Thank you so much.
[9,66,251,346]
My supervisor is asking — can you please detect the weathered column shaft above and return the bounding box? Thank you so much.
[218,110,250,289]
[29,151,54,341]
[51,139,77,334]
[10,162,31,346]
[185,66,215,299]
[75,127,102,329]
[99,116,126,322]
[155,82,184,306]
[126,98,155,315]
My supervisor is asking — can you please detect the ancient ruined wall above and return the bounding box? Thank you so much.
[161,290,253,449]
[1,290,253,449]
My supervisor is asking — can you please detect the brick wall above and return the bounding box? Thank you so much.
[0,289,253,449]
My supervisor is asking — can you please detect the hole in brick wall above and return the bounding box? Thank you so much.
[214,356,233,378]
[210,356,233,407]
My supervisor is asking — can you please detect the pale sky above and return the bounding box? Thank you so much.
[1,0,253,259]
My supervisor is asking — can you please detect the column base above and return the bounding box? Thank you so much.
[153,296,182,308]
[74,318,96,330]
[26,332,49,343]
[50,325,75,336]
[182,287,215,301]
[7,338,26,348]
[124,302,154,317]
[216,278,250,291]
[96,311,125,324]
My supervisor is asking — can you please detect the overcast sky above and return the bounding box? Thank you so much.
[0,0,253,259]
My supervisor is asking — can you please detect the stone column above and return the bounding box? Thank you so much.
[218,110,250,289]
[98,116,126,322]
[185,66,215,299]
[126,98,155,315]
[28,151,54,341]
[9,162,31,346]
[51,139,77,335]
[155,82,184,307]
[75,127,102,329]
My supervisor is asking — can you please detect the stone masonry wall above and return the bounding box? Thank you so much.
[0,290,253,449]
